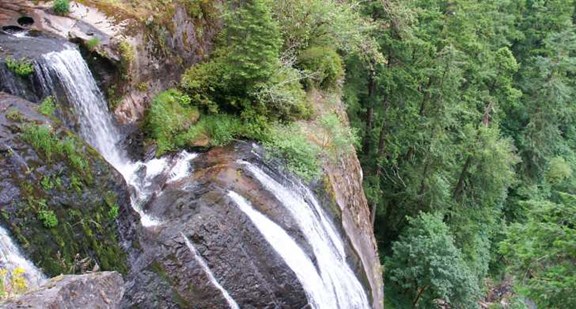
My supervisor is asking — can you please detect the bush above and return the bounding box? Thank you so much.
[297,46,344,89]
[147,89,199,155]
[252,65,311,120]
[5,57,34,77]
[264,124,321,182]
[386,212,480,308]
[52,0,70,15]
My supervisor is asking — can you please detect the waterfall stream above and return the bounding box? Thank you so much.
[0,226,45,289]
[4,43,370,307]
[38,48,197,227]
[234,162,370,309]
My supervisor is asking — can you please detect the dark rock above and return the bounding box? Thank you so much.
[0,93,139,277]
[1,271,124,308]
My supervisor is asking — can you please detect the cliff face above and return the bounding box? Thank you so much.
[0,1,383,307]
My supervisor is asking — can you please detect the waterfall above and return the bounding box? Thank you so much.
[33,45,369,307]
[234,162,370,309]
[0,226,45,288]
[38,49,128,170]
[181,233,239,309]
[37,47,198,227]
[228,192,337,308]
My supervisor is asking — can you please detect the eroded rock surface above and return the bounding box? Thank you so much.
[1,271,124,308]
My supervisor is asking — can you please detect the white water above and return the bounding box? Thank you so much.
[228,192,336,308]
[38,47,368,308]
[237,162,370,309]
[181,233,239,309]
[0,226,45,288]
[40,48,198,227]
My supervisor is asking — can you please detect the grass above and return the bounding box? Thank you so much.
[85,37,101,51]
[53,0,70,15]
[38,97,56,116]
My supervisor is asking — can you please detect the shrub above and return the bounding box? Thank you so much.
[297,46,344,89]
[52,0,70,15]
[264,124,321,182]
[386,212,480,308]
[147,89,199,155]
[318,113,359,159]
[252,65,311,120]
[5,57,34,77]
[38,209,58,228]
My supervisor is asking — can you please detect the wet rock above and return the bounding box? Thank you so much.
[1,271,124,308]
[0,93,138,277]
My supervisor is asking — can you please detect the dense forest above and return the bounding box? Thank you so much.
[140,0,576,307]
[343,0,576,307]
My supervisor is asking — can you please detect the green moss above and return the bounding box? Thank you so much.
[5,57,34,77]
[297,46,344,90]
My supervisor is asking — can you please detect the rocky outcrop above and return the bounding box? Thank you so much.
[0,93,137,276]
[1,271,124,308]
[122,143,309,308]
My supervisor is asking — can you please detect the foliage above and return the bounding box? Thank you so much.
[85,37,101,51]
[5,57,34,77]
[264,124,321,182]
[21,124,90,178]
[500,193,576,308]
[37,209,58,228]
[146,89,199,155]
[52,0,70,15]
[386,212,480,308]
[38,96,56,116]
[318,113,359,159]
[297,46,344,89]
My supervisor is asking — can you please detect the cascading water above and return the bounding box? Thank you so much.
[0,226,45,288]
[37,47,197,227]
[232,161,370,309]
[29,44,370,308]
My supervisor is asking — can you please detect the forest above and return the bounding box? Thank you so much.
[344,0,576,307]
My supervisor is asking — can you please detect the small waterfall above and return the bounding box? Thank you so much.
[181,233,239,309]
[0,226,45,288]
[37,47,197,227]
[236,162,370,309]
[38,49,128,170]
[228,192,336,308]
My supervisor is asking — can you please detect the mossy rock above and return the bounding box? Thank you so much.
[0,93,136,276]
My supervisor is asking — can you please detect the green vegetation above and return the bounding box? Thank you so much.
[52,0,70,15]
[38,96,56,116]
[337,0,576,306]
[37,209,58,228]
[386,213,480,308]
[85,37,101,51]
[5,57,34,77]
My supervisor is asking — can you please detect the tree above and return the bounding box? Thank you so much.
[500,193,576,308]
[386,212,480,308]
